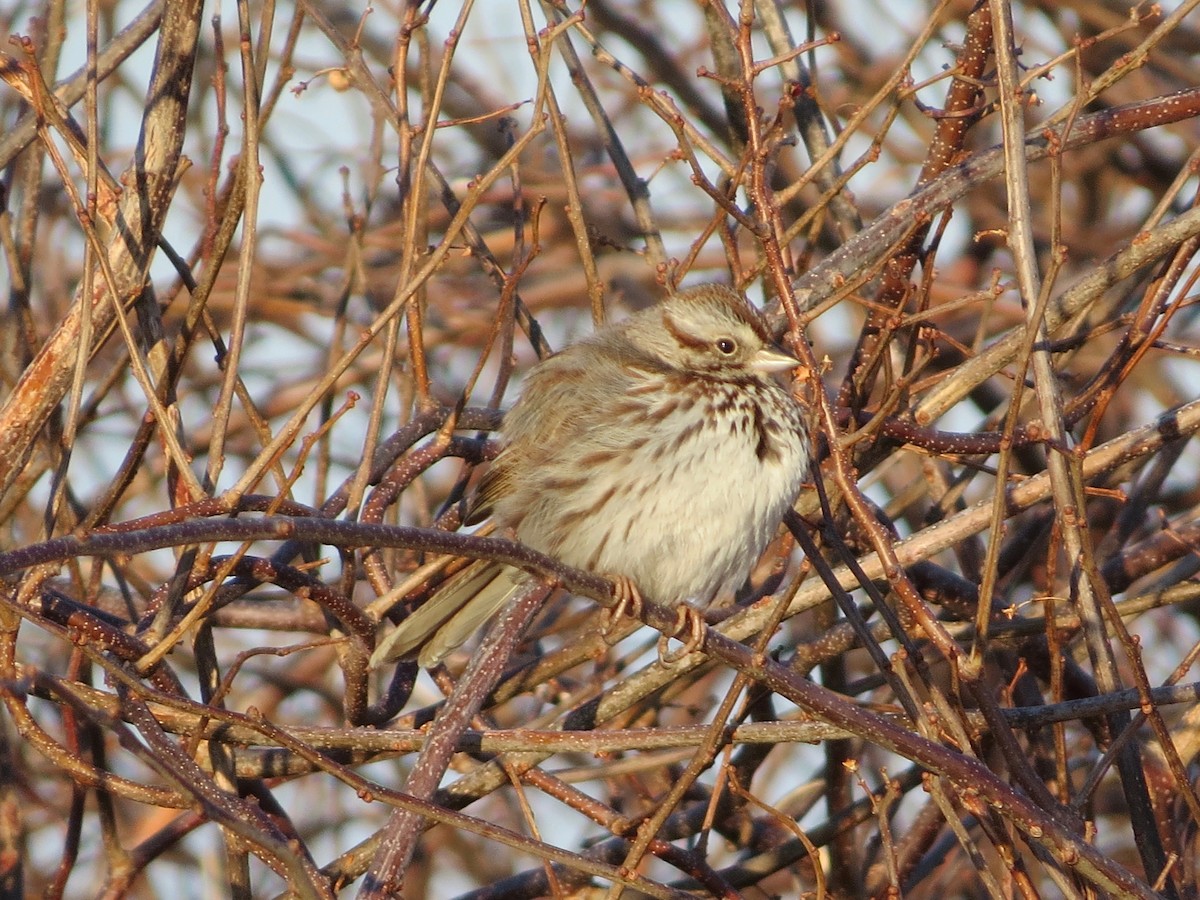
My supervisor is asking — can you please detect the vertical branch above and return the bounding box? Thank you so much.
[205,0,267,494]
[988,0,1172,891]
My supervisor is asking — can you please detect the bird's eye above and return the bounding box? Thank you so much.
[716,338,737,355]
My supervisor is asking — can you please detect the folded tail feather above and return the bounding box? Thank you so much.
[370,560,527,667]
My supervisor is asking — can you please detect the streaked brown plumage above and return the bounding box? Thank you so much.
[372,284,810,667]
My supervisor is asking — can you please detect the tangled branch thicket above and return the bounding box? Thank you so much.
[2,0,1200,896]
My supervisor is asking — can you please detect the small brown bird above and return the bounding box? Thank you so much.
[371,284,810,667]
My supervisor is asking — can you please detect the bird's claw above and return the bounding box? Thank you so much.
[657,605,705,664]
[602,575,644,641]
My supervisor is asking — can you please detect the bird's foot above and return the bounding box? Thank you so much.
[602,575,644,641]
[657,604,705,664]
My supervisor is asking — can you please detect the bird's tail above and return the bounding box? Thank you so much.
[371,561,528,668]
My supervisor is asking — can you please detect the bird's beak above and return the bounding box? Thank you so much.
[751,345,801,374]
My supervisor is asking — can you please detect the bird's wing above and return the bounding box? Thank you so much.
[467,340,642,523]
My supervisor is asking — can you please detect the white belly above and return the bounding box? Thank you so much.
[517,379,808,605]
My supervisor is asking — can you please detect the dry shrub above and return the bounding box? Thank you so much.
[1,1,1200,897]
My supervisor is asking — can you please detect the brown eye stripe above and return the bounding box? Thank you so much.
[732,301,772,342]
[660,309,711,350]
[687,289,772,343]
